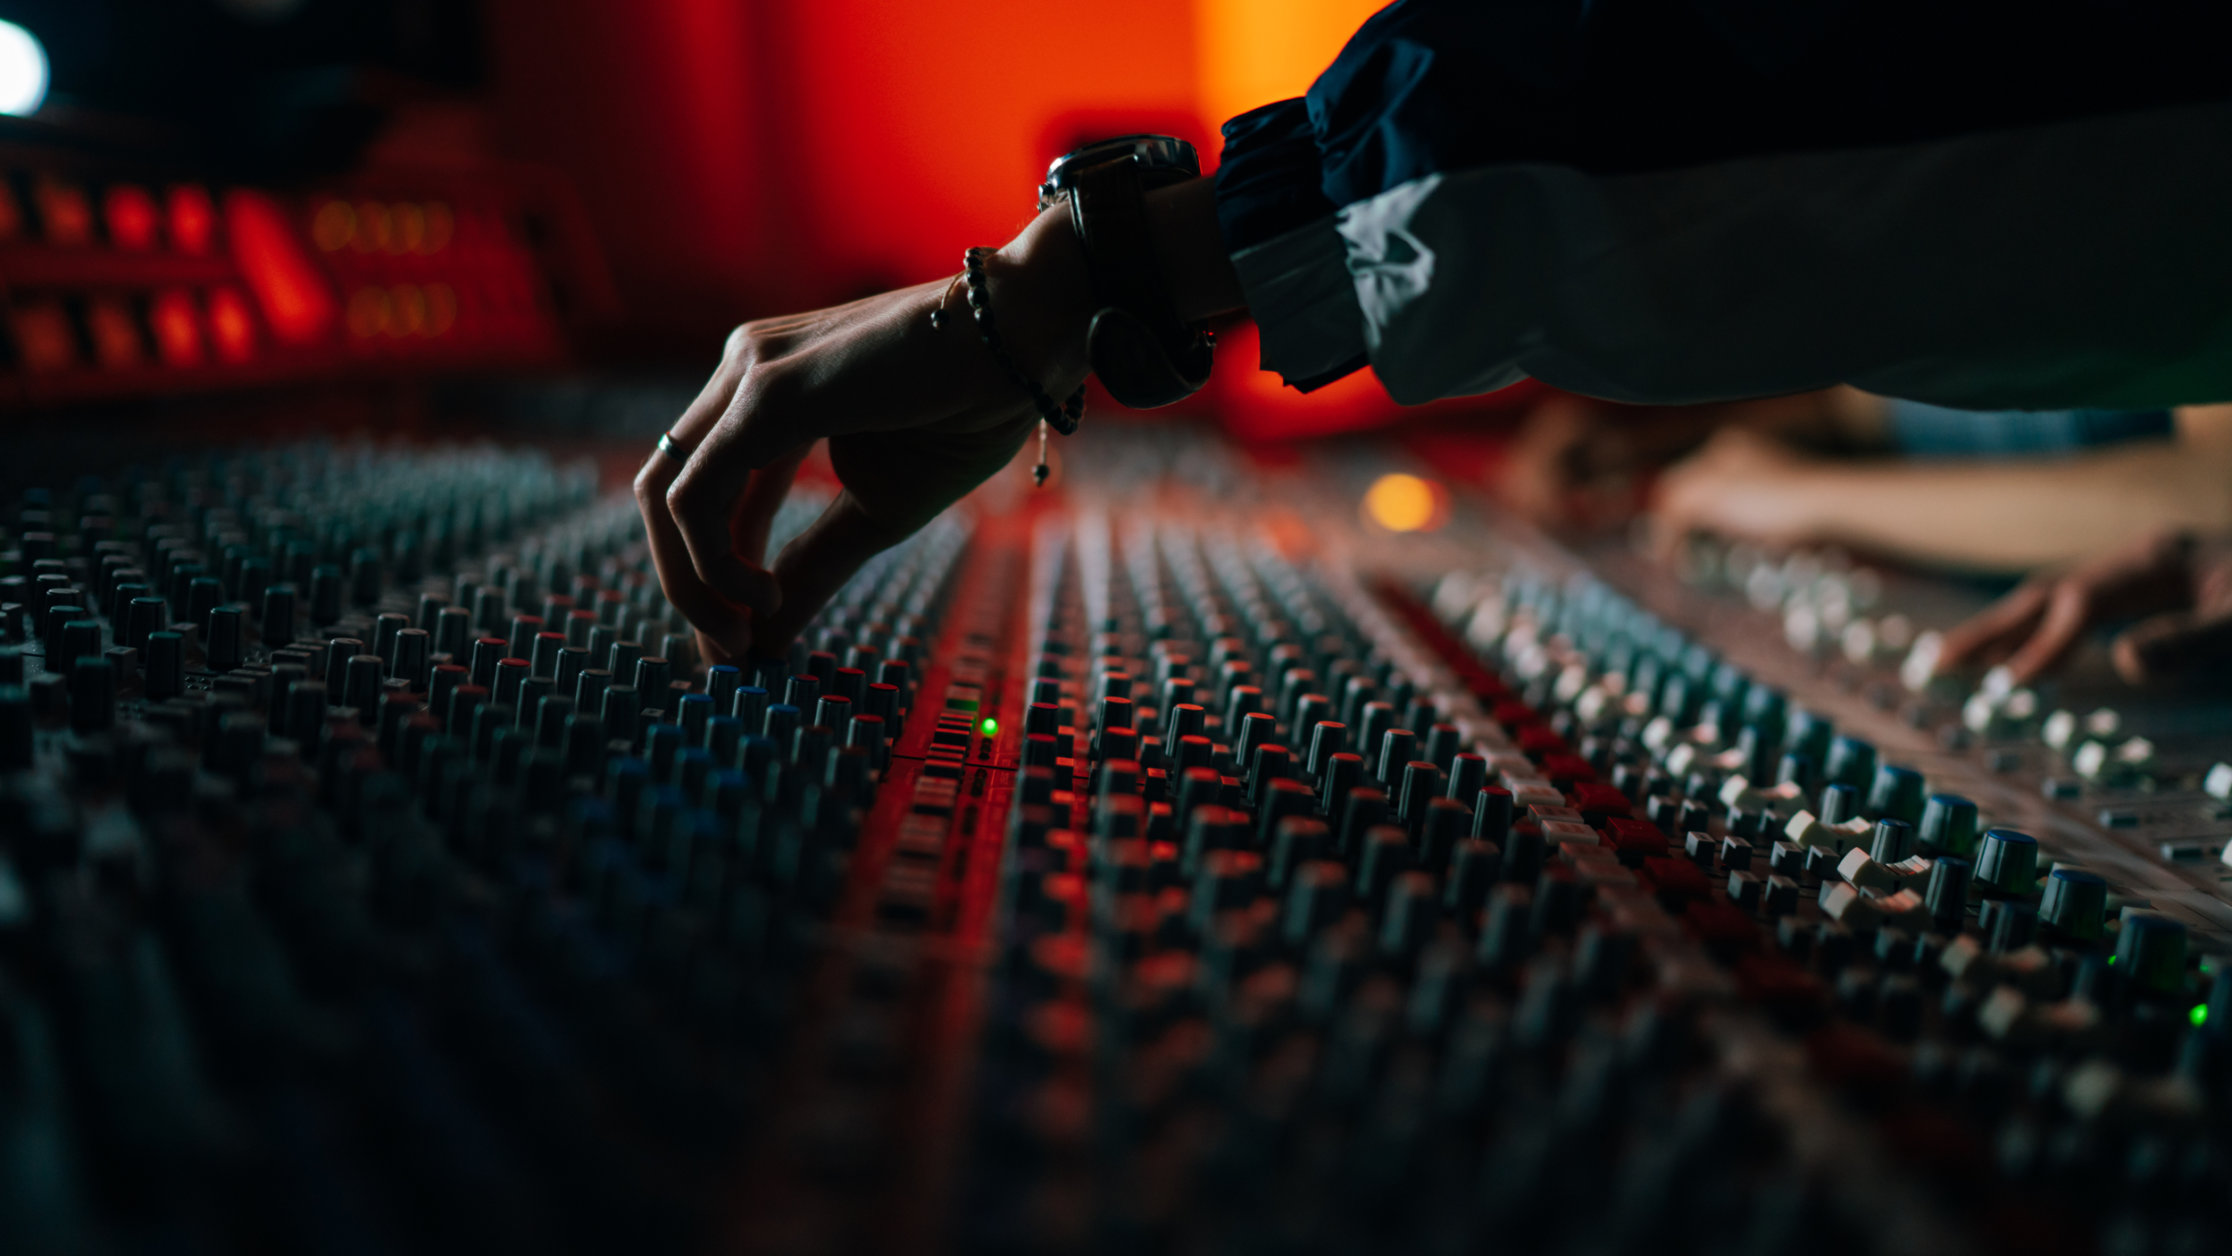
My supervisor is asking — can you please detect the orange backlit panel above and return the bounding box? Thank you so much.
[1196,0,1385,138]
[168,185,217,255]
[151,289,206,366]
[224,191,337,345]
[207,287,258,363]
[33,175,92,246]
[312,199,355,252]
[10,301,77,372]
[87,298,144,368]
[104,184,161,251]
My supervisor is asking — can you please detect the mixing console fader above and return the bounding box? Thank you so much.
[1,432,2229,1255]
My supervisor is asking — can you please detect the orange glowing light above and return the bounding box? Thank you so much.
[207,287,257,362]
[86,298,143,368]
[311,200,355,252]
[33,175,90,246]
[390,284,427,335]
[355,201,390,253]
[9,301,75,372]
[1362,473,1448,533]
[1197,0,1386,139]
[104,184,160,250]
[224,191,336,345]
[167,185,216,254]
[425,283,457,334]
[422,202,453,253]
[347,286,392,338]
[392,204,425,253]
[151,289,205,366]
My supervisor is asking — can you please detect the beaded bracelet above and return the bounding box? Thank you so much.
[931,246,1084,486]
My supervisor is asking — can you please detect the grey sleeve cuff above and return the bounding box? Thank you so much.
[1229,217,1371,392]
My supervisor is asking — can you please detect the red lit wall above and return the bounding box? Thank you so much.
[485,0,767,327]
[483,0,1525,436]
[781,0,1200,293]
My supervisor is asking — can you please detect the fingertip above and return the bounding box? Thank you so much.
[723,560,783,619]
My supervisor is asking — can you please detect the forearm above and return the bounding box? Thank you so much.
[1145,176,1246,325]
[1797,445,2232,572]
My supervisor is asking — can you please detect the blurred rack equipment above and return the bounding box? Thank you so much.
[0,116,605,410]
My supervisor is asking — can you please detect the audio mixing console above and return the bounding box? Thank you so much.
[0,428,2228,1255]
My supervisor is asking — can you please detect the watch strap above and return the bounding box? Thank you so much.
[1067,155,1213,409]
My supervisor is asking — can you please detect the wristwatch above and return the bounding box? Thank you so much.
[1038,135,1215,409]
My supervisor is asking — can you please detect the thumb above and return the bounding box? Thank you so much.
[2110,608,2232,684]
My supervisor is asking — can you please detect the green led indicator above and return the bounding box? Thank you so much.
[2106,955,2117,965]
[2195,1004,2211,1029]
[979,717,998,738]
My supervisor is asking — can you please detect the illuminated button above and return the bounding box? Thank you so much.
[86,298,144,368]
[207,288,258,362]
[166,185,215,254]
[33,175,90,245]
[1361,473,1447,533]
[311,200,355,252]
[9,301,75,372]
[103,184,159,250]
[229,191,338,344]
[150,290,205,366]
[356,201,390,252]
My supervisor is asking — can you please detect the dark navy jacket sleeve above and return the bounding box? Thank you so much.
[1213,0,2232,410]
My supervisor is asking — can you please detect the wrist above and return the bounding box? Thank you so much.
[1143,175,1246,326]
[990,206,1095,387]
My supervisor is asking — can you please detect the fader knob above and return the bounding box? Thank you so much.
[309,565,345,625]
[1924,858,1971,930]
[1869,819,1916,864]
[1473,786,1514,843]
[2039,867,2107,941]
[1818,783,1860,825]
[207,606,243,671]
[1974,829,2039,897]
[69,656,116,732]
[1866,764,1925,825]
[1918,793,1979,857]
[393,629,430,689]
[125,596,167,651]
[144,630,184,701]
[1305,720,1347,778]
[0,685,31,768]
[345,655,386,718]
[1826,735,1876,790]
[1377,729,1417,788]
[2113,912,2188,996]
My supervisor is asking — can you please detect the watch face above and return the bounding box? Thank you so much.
[1038,134,1199,209]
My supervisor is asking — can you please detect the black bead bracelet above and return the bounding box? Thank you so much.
[955,246,1084,437]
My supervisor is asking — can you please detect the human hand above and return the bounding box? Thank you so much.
[1648,426,1825,551]
[634,211,1090,665]
[1933,530,2232,685]
[1492,395,1638,530]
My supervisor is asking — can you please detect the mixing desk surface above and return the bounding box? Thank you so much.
[1,428,2229,1255]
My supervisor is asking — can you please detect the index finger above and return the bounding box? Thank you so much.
[634,330,759,656]
[1932,580,2050,676]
